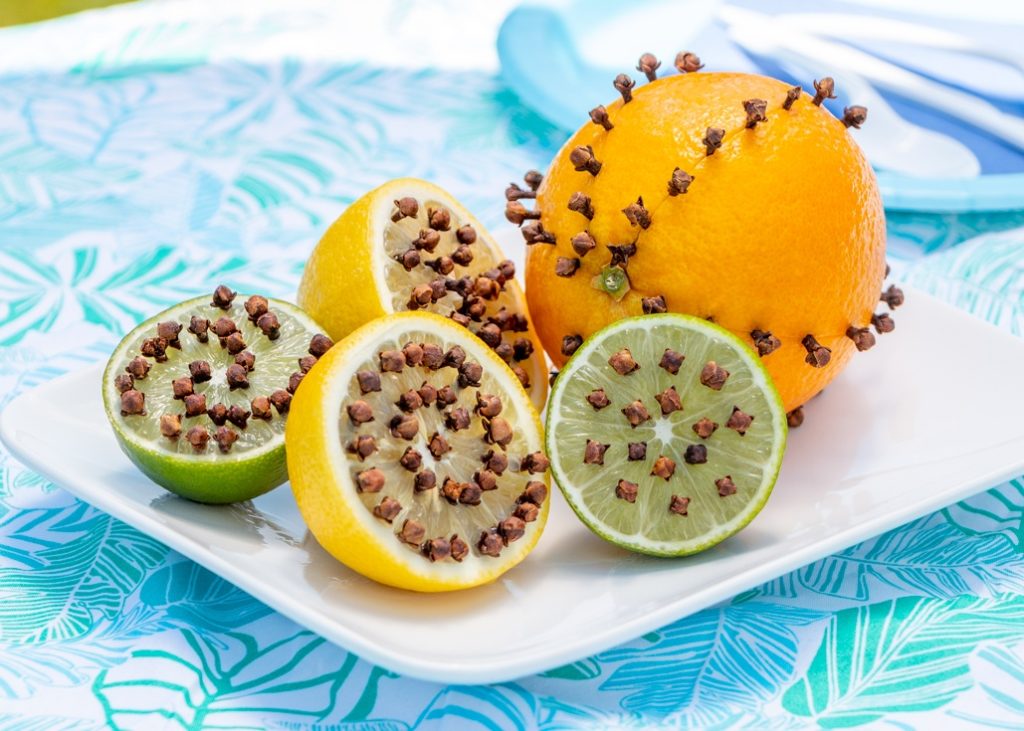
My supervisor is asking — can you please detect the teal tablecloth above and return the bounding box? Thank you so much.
[2,2,1023,728]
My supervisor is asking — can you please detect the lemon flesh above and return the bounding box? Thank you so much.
[287,311,549,592]
[102,293,327,503]
[546,314,787,556]
[298,178,548,409]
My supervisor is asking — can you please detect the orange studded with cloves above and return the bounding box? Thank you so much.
[522,67,889,412]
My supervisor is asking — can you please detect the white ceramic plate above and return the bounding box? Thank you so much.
[3,287,1023,684]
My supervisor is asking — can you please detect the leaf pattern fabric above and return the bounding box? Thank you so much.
[1,2,1024,728]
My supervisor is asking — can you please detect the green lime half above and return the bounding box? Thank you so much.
[546,313,787,556]
[102,286,329,504]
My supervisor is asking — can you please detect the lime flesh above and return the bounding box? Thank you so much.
[546,314,787,556]
[102,292,326,503]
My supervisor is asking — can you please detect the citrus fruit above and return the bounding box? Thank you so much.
[298,178,548,409]
[102,285,329,504]
[286,311,550,592]
[519,60,894,414]
[546,313,786,556]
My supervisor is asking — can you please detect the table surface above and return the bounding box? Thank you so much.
[1,1,1023,728]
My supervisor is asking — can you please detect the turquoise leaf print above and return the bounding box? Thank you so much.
[0,500,167,643]
[946,643,1024,726]
[94,620,396,730]
[749,515,1024,604]
[781,594,1024,727]
[413,685,541,731]
[594,602,824,722]
[944,479,1024,550]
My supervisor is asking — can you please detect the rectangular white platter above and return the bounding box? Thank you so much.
[3,288,1024,684]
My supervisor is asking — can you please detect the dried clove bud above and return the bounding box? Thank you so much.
[499,516,526,545]
[171,376,194,400]
[872,312,895,334]
[801,334,831,367]
[585,388,610,410]
[485,449,510,475]
[616,479,639,503]
[627,442,647,461]
[397,389,424,412]
[669,495,690,515]
[505,200,540,226]
[225,363,249,390]
[637,52,661,82]
[256,312,280,340]
[423,537,451,562]
[651,455,676,480]
[700,361,730,390]
[568,192,595,220]
[269,389,291,414]
[477,529,503,557]
[702,127,725,156]
[309,334,333,357]
[348,435,378,461]
[750,329,781,357]
[609,348,640,375]
[667,168,694,196]
[842,106,868,129]
[141,337,168,362]
[188,316,209,343]
[589,105,613,131]
[407,283,433,310]
[642,295,667,314]
[184,393,207,419]
[244,295,269,322]
[347,400,374,425]
[251,395,273,421]
[160,413,182,439]
[420,343,445,369]
[474,392,503,419]
[457,361,483,388]
[716,475,737,497]
[398,447,422,472]
[613,73,636,103]
[459,482,483,506]
[476,323,502,348]
[562,334,584,357]
[692,417,718,439]
[621,400,651,428]
[622,197,651,229]
[783,85,802,110]
[224,331,247,355]
[428,207,451,231]
[120,389,145,416]
[521,220,556,245]
[298,354,317,373]
[428,432,451,459]
[126,356,151,380]
[485,416,514,448]
[514,502,539,523]
[450,535,470,562]
[505,183,535,201]
[521,451,550,473]
[211,285,236,309]
[401,342,424,367]
[726,406,754,435]
[443,345,466,368]
[379,349,406,372]
[373,497,402,523]
[584,439,610,465]
[417,381,437,406]
[881,285,904,309]
[743,98,768,128]
[186,426,209,451]
[213,426,239,453]
[390,413,420,440]
[684,444,708,464]
[356,370,382,394]
[846,326,876,352]
[392,197,419,221]
[567,232,596,260]
[655,386,683,415]
[188,360,212,382]
[474,469,498,492]
[413,229,441,252]
[659,348,685,375]
[435,385,458,408]
[812,77,836,106]
[400,519,425,546]
[212,316,237,339]
[157,320,182,348]
[524,170,544,191]
[454,225,476,246]
[414,470,437,492]
[114,374,134,393]
[569,145,602,176]
[787,407,805,428]
[674,51,703,73]
[555,257,581,278]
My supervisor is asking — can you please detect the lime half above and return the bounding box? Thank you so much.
[102,287,328,504]
[546,314,787,556]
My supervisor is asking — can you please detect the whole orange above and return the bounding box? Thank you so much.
[523,71,888,413]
